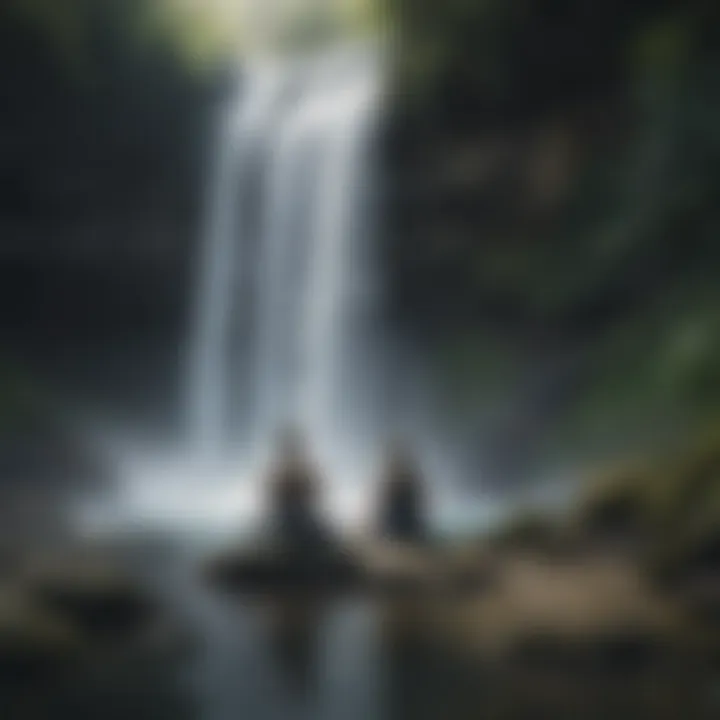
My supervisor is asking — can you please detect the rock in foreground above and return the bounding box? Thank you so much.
[205,540,365,597]
[0,588,80,685]
[22,559,157,643]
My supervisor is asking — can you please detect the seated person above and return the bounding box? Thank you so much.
[266,426,332,552]
[377,442,428,543]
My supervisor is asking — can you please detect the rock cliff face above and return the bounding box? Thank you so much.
[0,375,107,543]
[0,4,229,533]
[383,0,720,486]
[0,6,226,352]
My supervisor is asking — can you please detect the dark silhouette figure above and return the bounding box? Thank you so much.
[266,426,331,551]
[377,443,428,543]
[205,426,362,596]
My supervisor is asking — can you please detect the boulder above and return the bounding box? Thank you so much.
[0,588,80,685]
[21,559,156,643]
[204,540,363,597]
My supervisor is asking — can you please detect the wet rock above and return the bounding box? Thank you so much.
[362,542,438,598]
[505,625,667,677]
[661,529,720,624]
[573,466,653,555]
[488,510,567,556]
[206,429,365,597]
[441,544,501,596]
[22,559,156,643]
[0,588,80,686]
[205,541,363,596]
[436,553,682,668]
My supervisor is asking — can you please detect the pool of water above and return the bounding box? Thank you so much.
[4,535,718,720]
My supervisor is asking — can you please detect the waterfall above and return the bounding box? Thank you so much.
[189,48,384,477]
[77,46,479,535]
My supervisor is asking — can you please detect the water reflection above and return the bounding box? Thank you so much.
[265,598,322,699]
[377,599,488,720]
[3,581,718,720]
[0,648,197,720]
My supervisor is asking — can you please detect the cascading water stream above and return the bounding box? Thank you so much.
[191,48,384,479]
[298,75,379,458]
[189,67,283,458]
